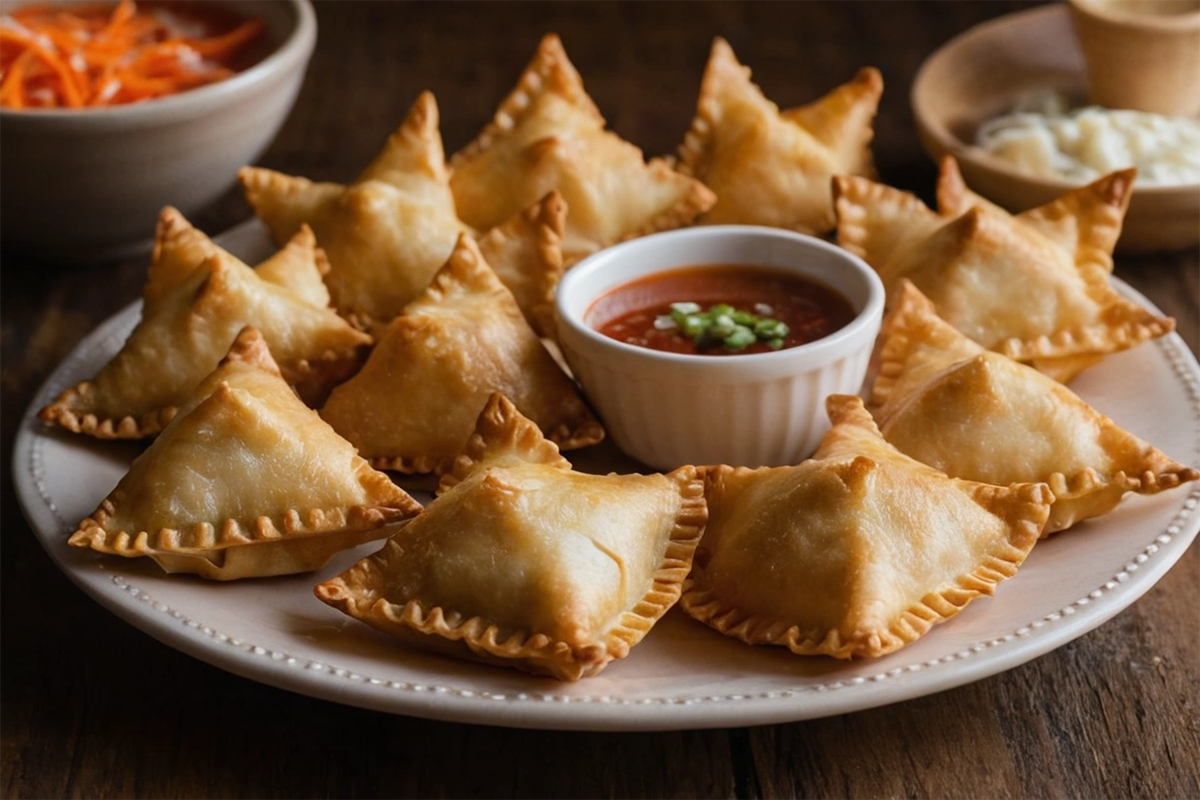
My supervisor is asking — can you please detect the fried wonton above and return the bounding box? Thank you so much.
[240,91,474,326]
[39,214,371,439]
[69,328,422,580]
[938,156,1116,276]
[833,160,1173,382]
[869,281,1200,533]
[241,93,567,333]
[679,394,1052,660]
[320,234,603,473]
[448,34,716,262]
[146,206,333,309]
[476,190,567,339]
[315,393,707,680]
[676,37,882,233]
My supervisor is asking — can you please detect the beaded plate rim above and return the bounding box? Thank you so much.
[12,220,1200,731]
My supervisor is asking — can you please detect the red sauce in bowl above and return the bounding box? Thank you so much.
[589,265,856,356]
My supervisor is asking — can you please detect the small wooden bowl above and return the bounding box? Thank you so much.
[911,3,1200,254]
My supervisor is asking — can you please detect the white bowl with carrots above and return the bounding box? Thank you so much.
[0,0,316,264]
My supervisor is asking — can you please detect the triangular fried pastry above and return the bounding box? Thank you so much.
[676,37,882,233]
[680,395,1052,660]
[240,94,566,333]
[240,91,474,327]
[869,282,1200,533]
[40,242,371,439]
[869,279,987,413]
[938,155,1125,274]
[448,34,715,262]
[69,328,422,580]
[250,225,333,308]
[320,234,603,473]
[833,165,1173,383]
[146,207,331,309]
[475,190,567,338]
[315,393,707,680]
[936,157,1148,380]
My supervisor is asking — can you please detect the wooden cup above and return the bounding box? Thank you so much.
[1068,0,1200,116]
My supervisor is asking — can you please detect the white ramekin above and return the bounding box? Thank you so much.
[555,226,885,470]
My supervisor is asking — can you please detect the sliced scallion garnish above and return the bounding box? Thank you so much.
[655,302,791,352]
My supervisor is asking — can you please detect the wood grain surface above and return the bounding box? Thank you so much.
[2,2,1197,798]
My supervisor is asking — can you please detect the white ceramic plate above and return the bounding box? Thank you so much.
[13,220,1200,731]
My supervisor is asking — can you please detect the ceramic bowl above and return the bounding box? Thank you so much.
[0,0,316,264]
[554,226,885,471]
[1067,0,1200,116]
[911,3,1200,254]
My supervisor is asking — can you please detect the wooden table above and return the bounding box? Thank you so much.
[3,2,1197,797]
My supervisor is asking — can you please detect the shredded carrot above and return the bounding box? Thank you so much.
[0,0,265,109]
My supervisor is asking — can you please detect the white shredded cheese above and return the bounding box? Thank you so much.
[976,90,1200,186]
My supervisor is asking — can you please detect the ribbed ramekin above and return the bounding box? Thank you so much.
[555,226,885,470]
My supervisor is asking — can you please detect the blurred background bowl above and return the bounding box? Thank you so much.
[911,3,1200,254]
[0,0,316,265]
[1067,0,1200,117]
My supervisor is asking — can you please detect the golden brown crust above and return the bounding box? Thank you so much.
[476,190,568,338]
[677,37,882,232]
[67,327,421,580]
[145,206,216,303]
[39,243,371,439]
[869,287,1199,532]
[437,393,572,495]
[315,465,705,680]
[675,37,746,180]
[935,158,1159,371]
[783,66,883,178]
[449,34,602,167]
[833,166,1173,382]
[252,224,334,308]
[320,235,603,473]
[680,395,1051,659]
[239,92,472,327]
[832,173,942,266]
[869,279,985,414]
[356,90,449,188]
[614,158,718,244]
[38,387,179,439]
[448,34,713,259]
[315,397,705,680]
[70,488,411,558]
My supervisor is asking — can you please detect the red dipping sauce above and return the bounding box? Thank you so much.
[588,265,856,356]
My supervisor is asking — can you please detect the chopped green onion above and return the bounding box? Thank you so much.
[679,313,708,338]
[666,301,791,352]
[710,314,736,338]
[724,326,756,350]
